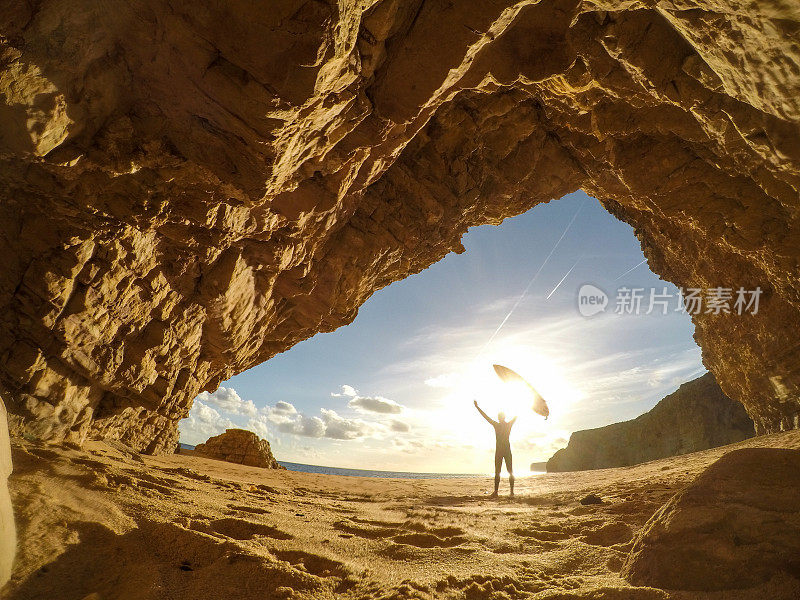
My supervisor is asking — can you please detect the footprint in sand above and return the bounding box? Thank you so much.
[435,574,529,599]
[71,457,110,471]
[272,550,347,578]
[391,532,467,548]
[126,470,185,492]
[193,518,293,541]
[334,518,467,548]
[335,518,470,557]
[511,525,573,543]
[512,517,633,548]
[26,447,64,462]
[124,469,183,488]
[249,483,281,495]
[333,520,398,540]
[226,503,270,515]
[159,467,212,483]
[579,521,633,547]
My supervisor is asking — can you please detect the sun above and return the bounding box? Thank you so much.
[474,342,582,418]
[428,341,583,446]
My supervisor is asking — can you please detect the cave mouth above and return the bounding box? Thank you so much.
[180,190,707,473]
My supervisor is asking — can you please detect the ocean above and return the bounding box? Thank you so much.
[278,461,484,479]
[178,444,545,479]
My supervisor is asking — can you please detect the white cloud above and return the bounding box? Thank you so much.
[516,431,571,456]
[390,420,410,433]
[348,395,403,414]
[424,373,460,389]
[184,385,397,446]
[321,408,373,439]
[246,417,272,441]
[182,388,295,446]
[331,384,404,414]
[278,414,326,438]
[260,401,300,425]
[273,401,296,414]
[195,387,258,418]
[331,385,358,398]
[392,438,425,453]
[275,407,376,440]
[331,384,404,415]
[179,400,236,445]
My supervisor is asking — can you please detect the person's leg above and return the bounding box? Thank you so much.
[492,451,502,497]
[506,450,515,496]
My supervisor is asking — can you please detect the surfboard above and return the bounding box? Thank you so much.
[492,364,550,419]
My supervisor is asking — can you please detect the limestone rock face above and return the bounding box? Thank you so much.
[0,1,799,452]
[622,448,800,591]
[0,393,16,587]
[194,429,283,469]
[547,373,754,472]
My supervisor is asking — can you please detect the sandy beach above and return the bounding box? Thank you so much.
[5,431,800,600]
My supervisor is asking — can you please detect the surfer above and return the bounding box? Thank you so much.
[474,400,516,497]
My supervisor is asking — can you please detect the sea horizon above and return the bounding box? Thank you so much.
[178,443,547,479]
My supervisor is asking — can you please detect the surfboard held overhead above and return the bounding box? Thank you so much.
[493,364,550,419]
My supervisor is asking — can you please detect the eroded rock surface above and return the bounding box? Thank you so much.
[547,373,754,472]
[194,428,283,469]
[622,448,800,591]
[1,1,799,452]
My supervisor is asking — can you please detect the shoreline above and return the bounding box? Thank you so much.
[181,446,549,479]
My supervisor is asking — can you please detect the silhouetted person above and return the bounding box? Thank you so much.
[474,400,516,497]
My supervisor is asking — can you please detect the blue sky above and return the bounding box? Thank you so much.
[179,191,706,473]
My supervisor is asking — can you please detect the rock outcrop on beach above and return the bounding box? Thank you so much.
[622,447,800,591]
[547,373,754,472]
[1,1,799,452]
[194,428,283,469]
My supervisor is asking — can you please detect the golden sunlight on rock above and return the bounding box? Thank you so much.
[0,0,798,453]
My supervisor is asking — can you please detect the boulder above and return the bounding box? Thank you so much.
[547,373,754,472]
[622,448,800,591]
[194,429,283,469]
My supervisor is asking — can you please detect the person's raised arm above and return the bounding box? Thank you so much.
[474,400,497,425]
[509,416,518,426]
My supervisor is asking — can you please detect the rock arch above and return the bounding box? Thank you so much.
[0,0,798,452]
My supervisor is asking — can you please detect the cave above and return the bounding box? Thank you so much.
[2,1,800,596]
[1,0,798,457]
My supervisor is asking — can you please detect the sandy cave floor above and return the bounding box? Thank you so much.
[3,431,800,600]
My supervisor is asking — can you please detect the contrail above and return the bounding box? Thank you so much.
[546,257,581,300]
[614,258,647,281]
[477,199,586,356]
